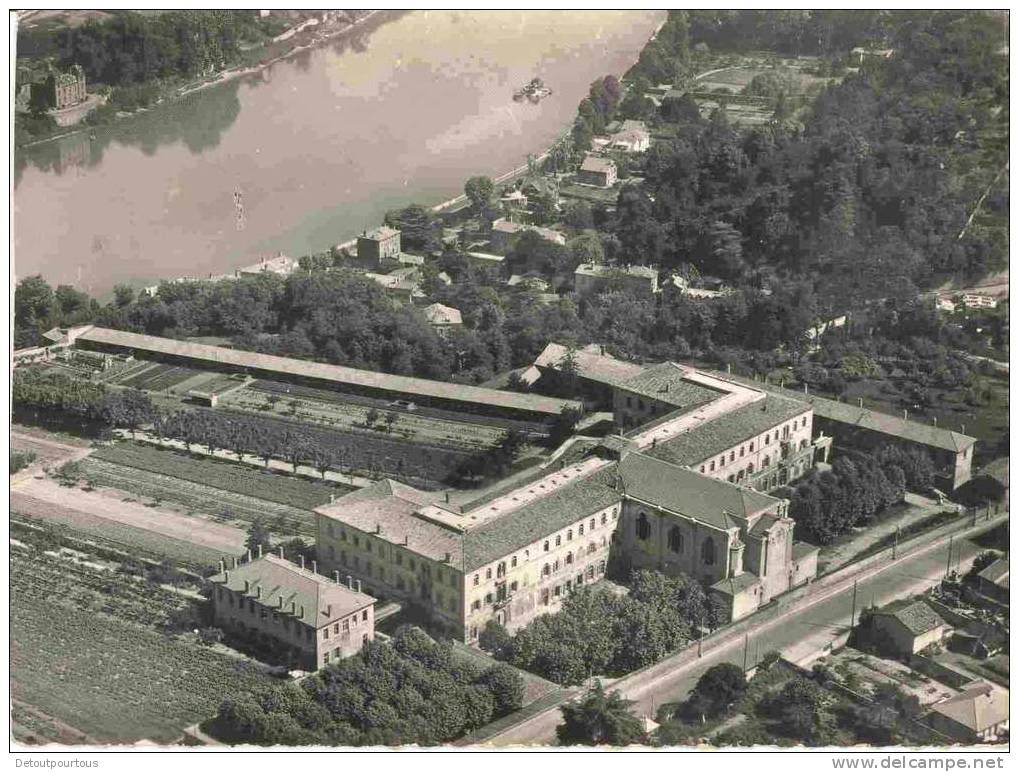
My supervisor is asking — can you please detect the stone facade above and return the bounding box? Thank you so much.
[209,553,376,670]
[357,226,401,267]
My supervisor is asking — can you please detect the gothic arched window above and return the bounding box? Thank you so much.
[701,537,716,566]
[668,526,683,554]
[636,512,650,541]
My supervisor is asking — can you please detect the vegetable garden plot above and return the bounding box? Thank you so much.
[80,456,318,536]
[92,442,350,509]
[10,548,276,744]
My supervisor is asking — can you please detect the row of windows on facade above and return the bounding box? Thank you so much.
[468,561,607,620]
[326,543,459,589]
[324,523,457,582]
[323,635,369,667]
[634,513,718,565]
[700,433,809,476]
[328,550,460,613]
[219,588,313,641]
[471,508,619,588]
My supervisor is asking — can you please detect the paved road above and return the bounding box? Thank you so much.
[486,518,1000,746]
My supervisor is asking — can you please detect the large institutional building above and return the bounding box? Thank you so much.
[316,346,827,641]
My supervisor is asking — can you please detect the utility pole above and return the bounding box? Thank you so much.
[892,526,900,560]
[849,580,858,629]
[742,633,749,672]
[697,635,702,658]
[945,535,954,579]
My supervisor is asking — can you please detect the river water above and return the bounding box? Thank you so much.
[13,10,664,298]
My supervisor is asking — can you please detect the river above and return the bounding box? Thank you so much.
[13,10,664,298]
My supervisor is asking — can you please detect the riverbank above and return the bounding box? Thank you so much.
[16,10,392,151]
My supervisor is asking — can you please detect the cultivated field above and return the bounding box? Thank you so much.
[10,544,277,744]
[228,382,506,450]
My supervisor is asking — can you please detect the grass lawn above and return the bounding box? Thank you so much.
[10,545,277,743]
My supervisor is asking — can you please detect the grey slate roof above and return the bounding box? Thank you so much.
[977,558,1009,589]
[210,554,375,626]
[77,327,580,416]
[930,682,1009,733]
[712,572,762,596]
[617,453,780,529]
[618,362,722,409]
[462,467,622,570]
[645,392,810,467]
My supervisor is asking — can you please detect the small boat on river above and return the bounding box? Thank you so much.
[513,77,552,103]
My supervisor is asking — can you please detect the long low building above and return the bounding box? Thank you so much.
[72,326,581,421]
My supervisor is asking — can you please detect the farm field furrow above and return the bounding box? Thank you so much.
[10,548,277,744]
[80,457,318,536]
[91,441,350,509]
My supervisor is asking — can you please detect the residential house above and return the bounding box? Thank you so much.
[577,155,618,188]
[423,303,463,335]
[574,263,658,297]
[926,682,1009,743]
[607,120,651,153]
[870,599,948,655]
[975,558,1009,604]
[489,219,566,252]
[208,551,376,670]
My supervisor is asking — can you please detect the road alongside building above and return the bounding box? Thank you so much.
[484,514,1004,746]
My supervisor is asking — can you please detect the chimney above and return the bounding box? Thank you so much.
[312,560,318,575]
[803,383,808,394]
[244,580,250,593]
[224,569,230,583]
[218,559,226,573]
[376,524,382,535]
[903,409,908,420]
[290,601,296,614]
[279,546,284,559]
[326,604,332,617]
[299,555,306,570]
[347,575,353,589]
[403,535,409,546]
[445,491,450,503]
[933,416,938,427]
[961,423,966,434]
[329,493,335,503]
[257,544,263,559]
[333,570,341,584]
[246,549,252,563]
[858,398,863,407]
[278,596,284,608]
[299,605,305,619]
[255,586,261,599]
[355,580,362,593]
[445,552,452,563]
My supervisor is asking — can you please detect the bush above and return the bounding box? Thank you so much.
[10,450,37,474]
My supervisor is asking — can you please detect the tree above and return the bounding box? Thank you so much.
[245,518,272,555]
[684,662,746,719]
[14,274,55,330]
[556,682,645,746]
[478,619,513,659]
[112,284,136,308]
[476,663,525,715]
[464,176,494,214]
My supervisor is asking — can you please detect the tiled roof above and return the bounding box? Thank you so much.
[875,599,945,636]
[76,327,580,417]
[617,362,721,409]
[811,399,976,453]
[315,480,463,565]
[618,453,780,529]
[711,572,762,596]
[533,342,645,386]
[423,303,463,326]
[210,554,375,626]
[462,467,622,570]
[574,263,658,280]
[931,682,1009,733]
[977,558,1009,588]
[978,457,1009,487]
[362,226,400,241]
[646,392,810,467]
[717,373,977,454]
[580,156,617,174]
